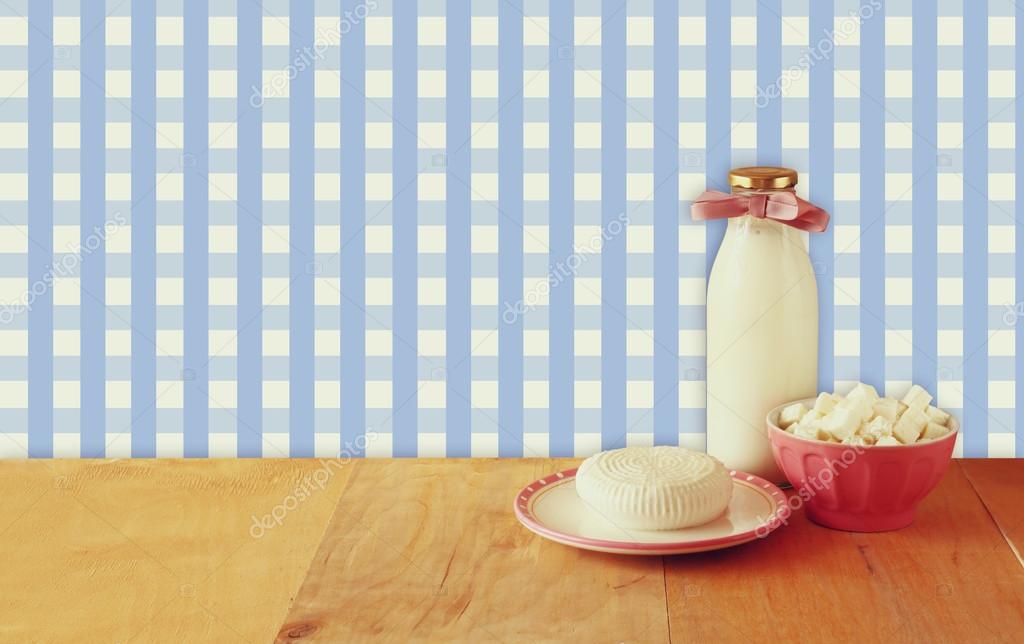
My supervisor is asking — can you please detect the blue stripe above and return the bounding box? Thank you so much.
[498,0,523,456]
[183,1,209,457]
[27,0,53,457]
[809,1,834,392]
[704,1,729,274]
[756,0,781,163]
[236,0,263,456]
[859,1,885,390]
[130,0,156,457]
[289,1,314,456]
[392,1,418,457]
[548,0,574,456]
[911,1,937,407]
[601,1,625,450]
[80,2,105,457]
[653,1,678,446]
[341,0,366,456]
[1017,2,1024,457]
[447,1,472,456]
[962,2,988,456]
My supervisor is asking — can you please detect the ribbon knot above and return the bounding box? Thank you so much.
[690,190,830,233]
[747,194,769,219]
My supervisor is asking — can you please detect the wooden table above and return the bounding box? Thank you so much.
[1,459,1022,642]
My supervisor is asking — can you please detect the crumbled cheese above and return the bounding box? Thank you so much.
[841,433,873,446]
[862,416,893,442]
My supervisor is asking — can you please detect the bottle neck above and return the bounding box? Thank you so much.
[724,187,805,243]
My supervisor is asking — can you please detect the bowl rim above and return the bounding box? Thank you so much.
[766,396,959,449]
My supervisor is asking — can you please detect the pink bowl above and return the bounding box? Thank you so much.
[767,398,958,532]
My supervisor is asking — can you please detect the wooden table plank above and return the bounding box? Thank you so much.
[961,458,1024,567]
[276,459,669,643]
[3,457,1022,643]
[664,461,1024,642]
[0,459,354,643]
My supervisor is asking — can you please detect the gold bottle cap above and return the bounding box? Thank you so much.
[728,166,798,190]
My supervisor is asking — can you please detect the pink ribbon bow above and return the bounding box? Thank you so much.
[691,190,830,233]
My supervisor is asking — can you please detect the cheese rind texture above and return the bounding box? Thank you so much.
[575,446,733,531]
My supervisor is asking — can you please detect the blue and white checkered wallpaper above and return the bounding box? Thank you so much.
[0,0,1021,458]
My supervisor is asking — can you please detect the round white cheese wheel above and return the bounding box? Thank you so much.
[575,446,733,530]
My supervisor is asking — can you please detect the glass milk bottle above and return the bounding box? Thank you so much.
[695,167,829,484]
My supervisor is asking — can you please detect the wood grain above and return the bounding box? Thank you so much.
[3,458,1023,642]
[961,458,1024,567]
[0,458,354,643]
[276,459,669,643]
[664,461,1024,642]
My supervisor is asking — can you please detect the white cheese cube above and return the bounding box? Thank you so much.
[862,416,894,442]
[838,396,873,423]
[876,436,901,446]
[892,408,928,444]
[894,401,908,418]
[793,421,830,442]
[812,392,839,415]
[847,382,880,403]
[901,384,933,414]
[789,410,824,434]
[921,421,952,441]
[819,408,860,441]
[803,410,824,423]
[791,423,812,438]
[777,402,808,429]
[925,405,950,426]
[872,397,902,421]
[842,433,873,446]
